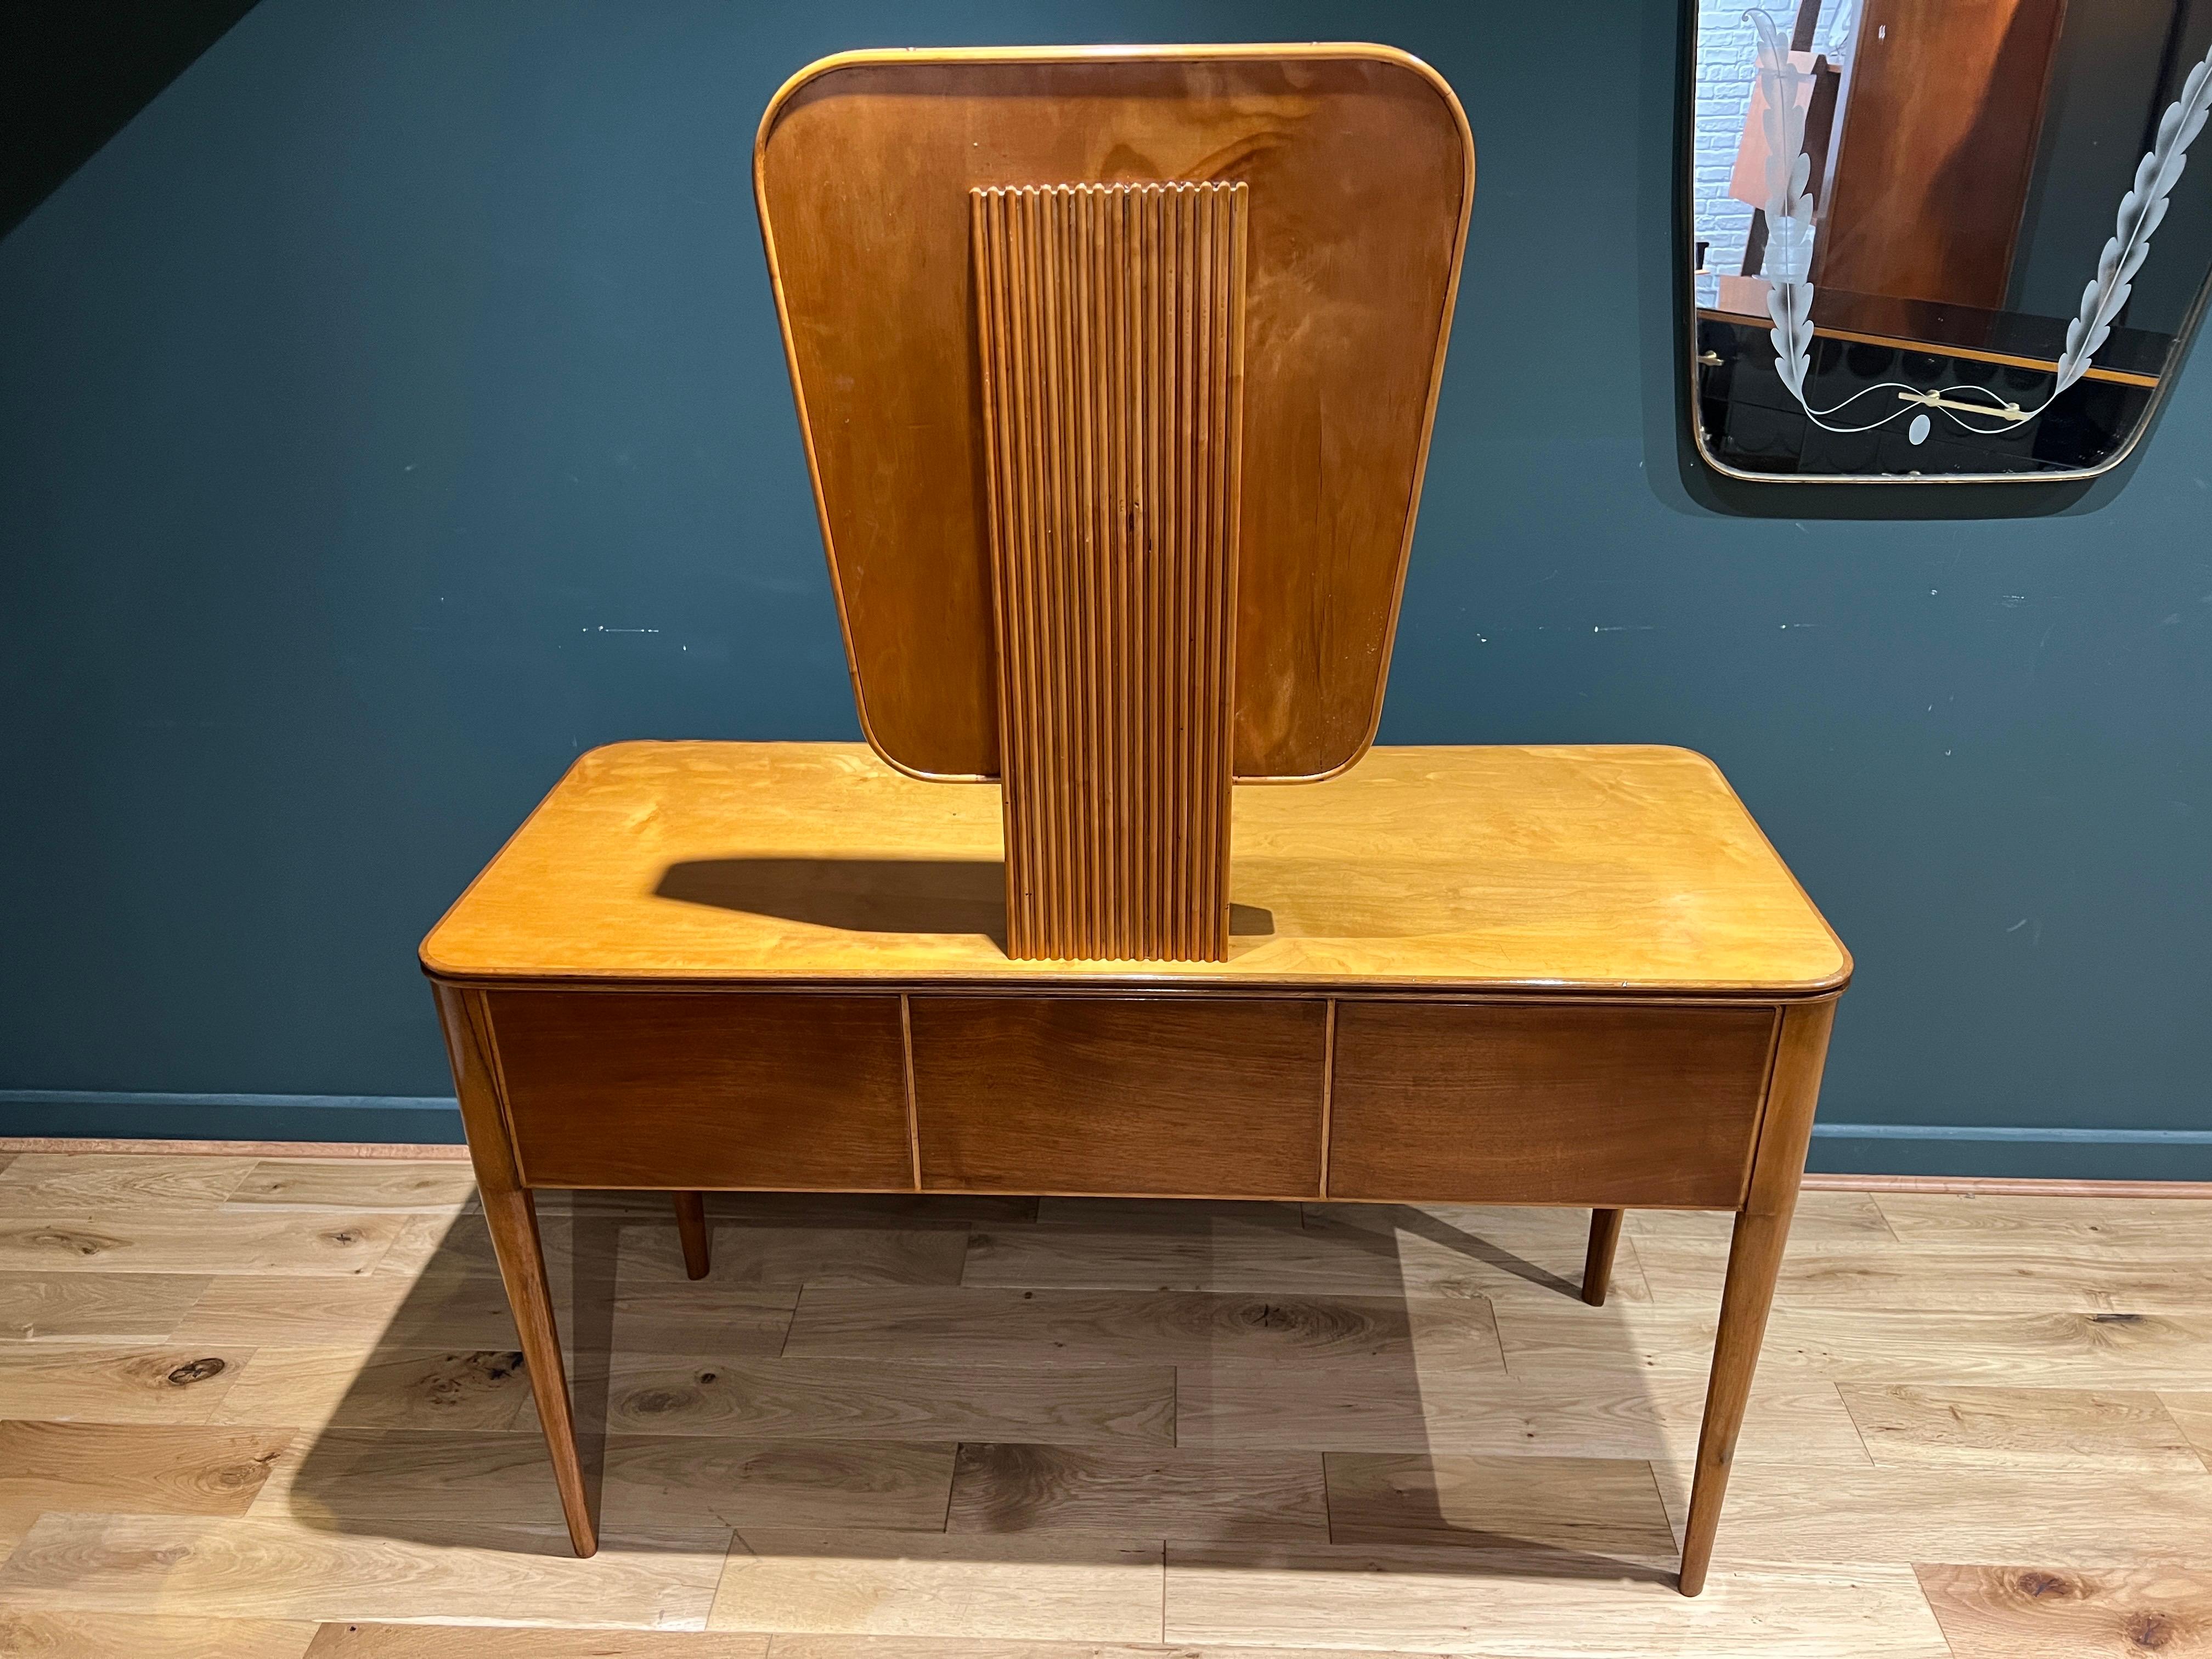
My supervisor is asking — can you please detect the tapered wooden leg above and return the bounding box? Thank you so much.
[673,1190,710,1279]
[1582,1208,1624,1306]
[1679,998,1835,1595]
[432,982,598,1558]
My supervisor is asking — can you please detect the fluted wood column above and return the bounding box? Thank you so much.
[971,180,1249,962]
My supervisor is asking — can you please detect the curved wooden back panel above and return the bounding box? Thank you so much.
[755,45,1474,786]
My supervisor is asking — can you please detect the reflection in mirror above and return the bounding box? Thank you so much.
[1690,0,2212,481]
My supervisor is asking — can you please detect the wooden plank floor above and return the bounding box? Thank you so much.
[0,1153,2208,1656]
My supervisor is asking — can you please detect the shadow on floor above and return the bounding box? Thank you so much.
[279,1189,1675,1587]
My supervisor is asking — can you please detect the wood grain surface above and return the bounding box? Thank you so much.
[485,992,912,1192]
[3,1156,2203,1654]
[1327,1001,1776,1206]
[974,182,1246,960]
[909,997,1324,1195]
[755,47,1470,783]
[417,741,1850,994]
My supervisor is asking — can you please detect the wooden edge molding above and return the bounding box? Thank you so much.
[4,1135,2211,1199]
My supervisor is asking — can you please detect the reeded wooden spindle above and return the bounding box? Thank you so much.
[972,181,1248,961]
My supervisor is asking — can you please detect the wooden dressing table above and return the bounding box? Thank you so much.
[423,45,1849,1596]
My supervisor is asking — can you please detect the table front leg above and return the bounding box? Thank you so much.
[673,1191,711,1279]
[433,983,598,1558]
[1678,998,1835,1596]
[1581,1209,1624,1306]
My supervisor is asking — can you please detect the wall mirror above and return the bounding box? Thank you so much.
[1689,0,2212,482]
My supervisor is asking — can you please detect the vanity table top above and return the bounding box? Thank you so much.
[420,740,1849,997]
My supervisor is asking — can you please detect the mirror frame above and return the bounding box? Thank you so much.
[1681,2,2212,487]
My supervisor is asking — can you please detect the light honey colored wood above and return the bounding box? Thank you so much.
[1838,1383,2203,1470]
[2162,1392,2212,1471]
[1914,1564,2212,1658]
[419,741,1849,994]
[975,183,1245,961]
[0,1210,401,1276]
[0,1420,290,1547]
[1164,1550,1951,1656]
[225,1160,478,1211]
[1654,1460,2212,1566]
[755,47,1471,784]
[0,1343,252,1423]
[257,1427,957,1536]
[945,1443,1327,1539]
[0,1511,731,1628]
[0,1270,209,1341]
[1640,1240,2212,1312]
[0,1611,317,1659]
[710,1530,1164,1643]
[305,1628,766,1657]
[0,1153,258,1208]
[174,1271,521,1348]
[3,1158,2210,1648]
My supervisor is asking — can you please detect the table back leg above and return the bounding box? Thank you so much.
[673,1190,711,1279]
[433,983,599,1558]
[1581,1208,1624,1306]
[1678,997,1835,1595]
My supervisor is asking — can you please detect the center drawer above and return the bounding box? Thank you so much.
[907,996,1328,1197]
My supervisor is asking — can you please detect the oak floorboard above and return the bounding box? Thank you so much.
[305,1628,769,1656]
[1874,1194,2212,1252]
[212,1346,535,1432]
[782,1287,1504,1371]
[551,1356,1175,1447]
[0,1272,211,1342]
[1322,1453,1677,1555]
[961,1219,1650,1306]
[1163,1545,1949,1656]
[0,1344,252,1422]
[255,1427,956,1534]
[226,1160,480,1212]
[946,1443,1328,1540]
[0,1154,259,1210]
[1639,1239,2212,1312]
[1650,1460,2212,1567]
[0,1511,731,1628]
[173,1272,522,1347]
[709,1531,1164,1643]
[0,1420,292,1547]
[1175,1362,1870,1464]
[2162,1392,2212,1472]
[761,1641,1455,1659]
[400,1216,967,1290]
[0,1610,317,1658]
[1913,1562,2212,1658]
[0,1212,402,1277]
[1496,1301,2212,1387]
[1625,1191,1897,1248]
[1838,1383,2202,1470]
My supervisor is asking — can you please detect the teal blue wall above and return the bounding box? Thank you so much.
[3,0,2209,1177]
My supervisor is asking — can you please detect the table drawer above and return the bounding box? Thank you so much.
[1327,1001,1778,1207]
[485,990,912,1189]
[909,996,1328,1196]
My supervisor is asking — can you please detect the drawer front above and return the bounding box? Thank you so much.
[909,997,1328,1197]
[1328,1001,1778,1207]
[486,991,912,1190]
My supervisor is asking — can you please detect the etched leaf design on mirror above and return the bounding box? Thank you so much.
[2055,51,2212,394]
